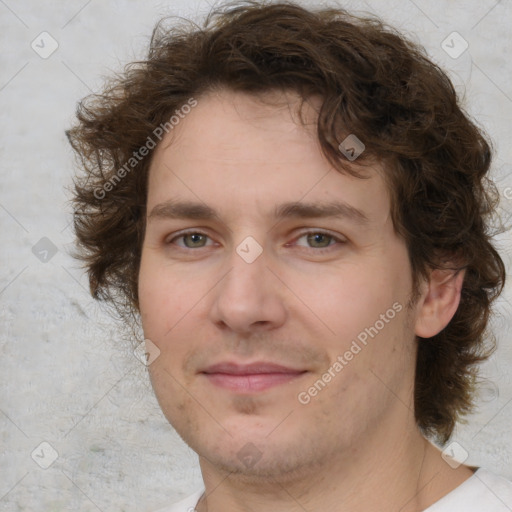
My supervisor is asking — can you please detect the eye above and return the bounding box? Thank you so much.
[169,231,213,249]
[166,229,345,252]
[293,231,345,250]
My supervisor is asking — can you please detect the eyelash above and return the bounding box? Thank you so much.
[167,229,346,253]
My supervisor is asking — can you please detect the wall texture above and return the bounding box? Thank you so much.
[1,0,511,510]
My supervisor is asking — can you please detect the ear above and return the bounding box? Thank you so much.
[414,268,465,338]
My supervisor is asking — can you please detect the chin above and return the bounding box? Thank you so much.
[190,420,330,483]
[199,442,331,484]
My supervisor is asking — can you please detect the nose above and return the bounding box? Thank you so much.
[208,243,287,334]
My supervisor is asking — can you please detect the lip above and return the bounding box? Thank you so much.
[202,361,305,375]
[200,361,308,392]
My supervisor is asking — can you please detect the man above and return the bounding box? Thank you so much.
[67,2,512,511]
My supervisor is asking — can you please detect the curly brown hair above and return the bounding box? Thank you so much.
[67,1,506,444]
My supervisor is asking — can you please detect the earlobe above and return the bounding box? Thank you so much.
[414,268,465,338]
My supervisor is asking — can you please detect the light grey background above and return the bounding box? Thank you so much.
[1,0,511,510]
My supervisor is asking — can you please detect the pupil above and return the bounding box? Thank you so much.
[308,233,330,247]
[188,234,203,246]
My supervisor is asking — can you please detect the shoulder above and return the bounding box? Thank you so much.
[426,468,512,511]
[150,488,204,512]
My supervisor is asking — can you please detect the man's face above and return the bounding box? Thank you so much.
[138,89,421,479]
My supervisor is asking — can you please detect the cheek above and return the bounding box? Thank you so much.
[292,263,401,336]
[138,254,196,336]
[147,356,199,438]
[138,268,165,337]
[138,255,208,377]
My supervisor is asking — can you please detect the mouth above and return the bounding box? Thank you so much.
[200,361,309,393]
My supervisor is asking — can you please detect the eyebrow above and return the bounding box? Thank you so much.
[147,199,370,225]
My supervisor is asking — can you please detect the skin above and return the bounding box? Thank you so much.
[138,89,475,512]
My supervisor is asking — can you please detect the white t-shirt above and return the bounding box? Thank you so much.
[152,468,512,512]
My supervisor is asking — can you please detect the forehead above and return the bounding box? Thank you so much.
[146,89,390,226]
